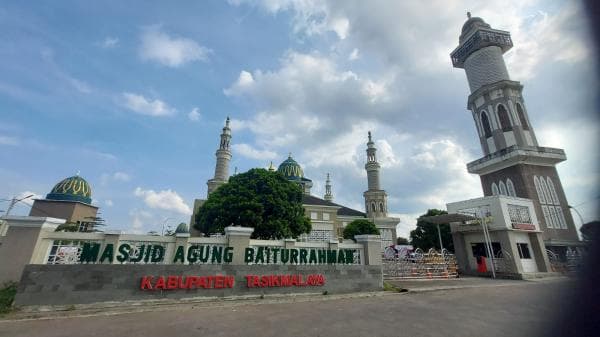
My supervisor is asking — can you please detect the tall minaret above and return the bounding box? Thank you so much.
[363,131,388,218]
[324,173,333,201]
[207,117,232,195]
[451,14,579,252]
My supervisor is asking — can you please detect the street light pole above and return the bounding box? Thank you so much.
[162,217,174,236]
[568,205,585,226]
[3,194,34,217]
[436,224,444,251]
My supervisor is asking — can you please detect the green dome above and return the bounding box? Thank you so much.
[175,222,189,234]
[277,155,304,179]
[46,175,92,204]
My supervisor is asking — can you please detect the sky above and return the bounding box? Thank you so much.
[1,0,598,237]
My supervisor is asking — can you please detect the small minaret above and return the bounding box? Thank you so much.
[363,132,388,218]
[324,173,333,201]
[207,117,232,195]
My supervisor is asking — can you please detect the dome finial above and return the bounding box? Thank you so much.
[467,11,471,19]
[225,116,230,127]
[368,131,372,142]
[288,152,292,158]
[76,170,80,176]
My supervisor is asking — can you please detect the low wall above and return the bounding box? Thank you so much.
[15,264,382,306]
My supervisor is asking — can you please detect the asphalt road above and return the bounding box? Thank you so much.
[0,279,578,337]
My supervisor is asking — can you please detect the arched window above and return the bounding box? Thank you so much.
[499,181,507,195]
[541,205,553,229]
[534,176,546,204]
[497,104,512,131]
[506,179,516,197]
[540,178,551,205]
[379,203,384,212]
[481,111,492,138]
[371,203,376,213]
[547,177,560,205]
[516,103,529,130]
[491,183,499,196]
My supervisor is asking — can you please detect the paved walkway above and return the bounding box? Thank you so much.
[0,278,575,337]
[385,275,561,292]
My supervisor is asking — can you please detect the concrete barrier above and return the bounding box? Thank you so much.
[15,264,382,306]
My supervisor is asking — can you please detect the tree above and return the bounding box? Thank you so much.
[55,222,79,232]
[409,209,454,252]
[580,220,599,241]
[194,168,311,239]
[343,219,380,241]
[396,237,409,245]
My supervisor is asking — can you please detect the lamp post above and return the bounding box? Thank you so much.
[161,217,174,236]
[436,224,444,251]
[568,205,585,227]
[3,194,34,217]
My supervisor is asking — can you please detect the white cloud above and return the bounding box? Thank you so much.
[409,139,481,208]
[234,1,590,78]
[101,172,132,185]
[392,212,422,239]
[232,143,278,160]
[121,92,176,117]
[129,209,153,234]
[223,71,255,96]
[113,172,131,182]
[134,187,192,215]
[139,26,210,67]
[0,135,19,146]
[68,78,91,94]
[348,48,359,61]
[105,199,114,207]
[330,17,350,39]
[224,52,400,151]
[101,37,119,48]
[188,107,201,121]
[16,191,42,206]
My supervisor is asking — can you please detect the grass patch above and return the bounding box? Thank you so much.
[383,281,407,293]
[0,282,17,314]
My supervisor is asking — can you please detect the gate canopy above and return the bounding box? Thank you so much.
[419,213,477,224]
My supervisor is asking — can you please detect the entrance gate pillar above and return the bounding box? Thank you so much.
[225,226,254,265]
[355,235,382,265]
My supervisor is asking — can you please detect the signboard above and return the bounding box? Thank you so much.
[139,274,326,290]
[511,223,535,231]
[78,243,356,265]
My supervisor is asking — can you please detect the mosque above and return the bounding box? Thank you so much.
[28,175,99,232]
[189,118,399,248]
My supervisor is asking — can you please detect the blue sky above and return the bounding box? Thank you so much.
[1,0,598,237]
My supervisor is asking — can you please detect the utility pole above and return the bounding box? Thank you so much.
[3,194,34,217]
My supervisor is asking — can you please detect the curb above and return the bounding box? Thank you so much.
[0,291,397,322]
[402,276,572,293]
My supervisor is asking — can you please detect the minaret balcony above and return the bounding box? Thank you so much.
[467,145,566,175]
[451,28,513,68]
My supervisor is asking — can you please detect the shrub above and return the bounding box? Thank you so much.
[0,282,17,314]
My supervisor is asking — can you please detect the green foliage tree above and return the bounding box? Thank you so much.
[194,168,311,239]
[55,222,79,232]
[409,209,454,252]
[396,237,409,245]
[343,219,380,241]
[580,220,599,241]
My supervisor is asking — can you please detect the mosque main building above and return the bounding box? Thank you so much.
[190,118,399,248]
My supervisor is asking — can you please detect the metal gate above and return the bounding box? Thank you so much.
[383,248,458,279]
